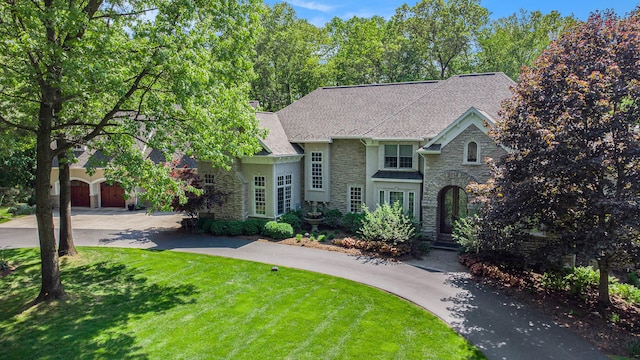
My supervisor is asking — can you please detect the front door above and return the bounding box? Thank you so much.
[439,186,467,234]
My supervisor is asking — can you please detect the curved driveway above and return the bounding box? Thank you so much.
[0,210,607,360]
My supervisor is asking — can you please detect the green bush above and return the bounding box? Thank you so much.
[611,282,640,304]
[278,211,302,229]
[242,219,266,236]
[627,339,640,358]
[263,221,294,240]
[565,266,599,295]
[9,204,35,216]
[342,212,365,233]
[226,221,244,236]
[359,202,415,245]
[452,216,480,254]
[318,234,326,242]
[208,220,227,236]
[323,209,342,228]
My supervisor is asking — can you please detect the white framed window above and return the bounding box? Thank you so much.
[379,189,417,218]
[348,186,363,213]
[277,174,292,215]
[464,141,480,164]
[311,151,323,189]
[384,145,413,169]
[254,176,266,215]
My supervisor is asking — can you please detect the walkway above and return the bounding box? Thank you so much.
[0,210,607,360]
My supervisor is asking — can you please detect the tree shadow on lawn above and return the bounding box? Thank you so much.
[0,250,199,360]
[441,273,607,360]
[97,229,254,250]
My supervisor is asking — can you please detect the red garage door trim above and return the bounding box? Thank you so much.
[100,182,125,208]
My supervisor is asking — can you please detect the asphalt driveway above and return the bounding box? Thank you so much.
[0,209,607,360]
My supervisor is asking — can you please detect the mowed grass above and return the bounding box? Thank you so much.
[0,247,484,360]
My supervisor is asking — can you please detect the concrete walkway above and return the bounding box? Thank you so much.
[0,210,607,360]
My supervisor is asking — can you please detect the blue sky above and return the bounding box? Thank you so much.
[264,0,640,27]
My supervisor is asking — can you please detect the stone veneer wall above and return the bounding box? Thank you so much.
[198,161,247,221]
[328,139,366,214]
[422,125,507,239]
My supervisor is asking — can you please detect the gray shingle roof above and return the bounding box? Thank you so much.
[255,112,302,156]
[277,73,514,142]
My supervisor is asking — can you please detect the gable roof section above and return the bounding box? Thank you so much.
[277,73,514,142]
[255,112,302,156]
[418,107,494,154]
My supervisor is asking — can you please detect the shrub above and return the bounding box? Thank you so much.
[295,233,303,242]
[243,219,266,236]
[328,234,335,241]
[226,221,244,236]
[452,216,480,254]
[318,234,326,242]
[323,209,342,228]
[263,221,294,240]
[565,266,599,296]
[628,339,640,358]
[278,211,302,229]
[611,282,640,304]
[9,204,35,216]
[359,202,415,245]
[208,220,227,236]
[342,212,366,234]
[417,241,431,256]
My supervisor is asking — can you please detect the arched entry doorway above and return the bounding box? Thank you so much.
[439,186,468,234]
[100,182,125,208]
[70,180,90,207]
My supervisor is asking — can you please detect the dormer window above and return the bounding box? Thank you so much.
[465,141,479,164]
[73,144,85,151]
[384,145,413,169]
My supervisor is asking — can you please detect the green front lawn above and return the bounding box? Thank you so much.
[0,207,11,224]
[0,247,484,359]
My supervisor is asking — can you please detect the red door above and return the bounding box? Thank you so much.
[70,180,90,207]
[100,182,125,208]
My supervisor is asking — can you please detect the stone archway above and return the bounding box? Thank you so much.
[422,170,477,240]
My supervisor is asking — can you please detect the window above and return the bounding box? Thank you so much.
[379,189,416,217]
[384,145,413,169]
[203,173,215,195]
[465,141,479,163]
[254,176,266,215]
[311,151,323,189]
[349,186,363,213]
[277,174,292,215]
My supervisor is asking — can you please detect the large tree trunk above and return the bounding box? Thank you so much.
[597,257,611,306]
[34,105,66,303]
[57,141,77,257]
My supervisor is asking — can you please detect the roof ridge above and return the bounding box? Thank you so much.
[321,80,440,90]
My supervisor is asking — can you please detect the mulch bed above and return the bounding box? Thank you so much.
[459,254,640,358]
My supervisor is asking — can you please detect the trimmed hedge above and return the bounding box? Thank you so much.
[263,221,294,240]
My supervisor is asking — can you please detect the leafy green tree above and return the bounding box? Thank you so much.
[393,0,488,80]
[481,9,640,305]
[475,10,575,80]
[250,3,329,111]
[0,0,263,302]
[326,16,388,85]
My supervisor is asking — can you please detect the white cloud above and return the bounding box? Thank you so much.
[289,0,336,12]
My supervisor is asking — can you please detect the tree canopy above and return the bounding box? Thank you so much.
[0,0,264,302]
[477,9,640,304]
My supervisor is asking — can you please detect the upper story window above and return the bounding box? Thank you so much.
[384,145,413,169]
[464,141,480,164]
[311,151,323,189]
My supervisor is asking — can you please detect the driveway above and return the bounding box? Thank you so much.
[0,210,607,360]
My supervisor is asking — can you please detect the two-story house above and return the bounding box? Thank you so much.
[199,72,514,240]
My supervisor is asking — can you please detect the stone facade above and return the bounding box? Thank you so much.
[198,161,247,221]
[421,124,507,239]
[328,139,366,213]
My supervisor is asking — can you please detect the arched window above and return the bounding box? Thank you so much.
[465,141,479,163]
